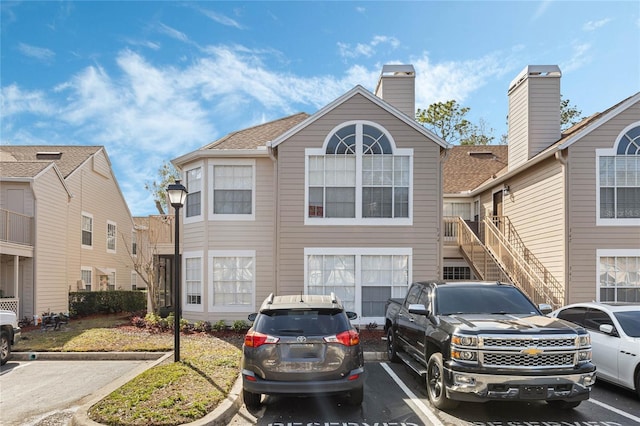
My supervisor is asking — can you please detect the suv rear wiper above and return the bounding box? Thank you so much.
[278,328,304,333]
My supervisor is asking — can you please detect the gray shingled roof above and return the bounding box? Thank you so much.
[202,113,310,150]
[443,145,508,193]
[0,145,102,178]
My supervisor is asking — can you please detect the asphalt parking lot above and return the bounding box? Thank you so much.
[0,358,157,426]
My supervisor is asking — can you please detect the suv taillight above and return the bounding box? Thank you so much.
[324,329,360,346]
[244,330,279,348]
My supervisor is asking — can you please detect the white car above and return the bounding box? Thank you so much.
[549,302,640,398]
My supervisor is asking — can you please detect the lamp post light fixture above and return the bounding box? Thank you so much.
[167,179,188,362]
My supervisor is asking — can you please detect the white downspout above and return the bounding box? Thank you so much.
[555,149,569,305]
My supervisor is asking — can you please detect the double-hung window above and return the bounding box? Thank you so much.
[597,250,640,303]
[209,250,255,312]
[306,121,412,225]
[305,248,411,323]
[185,166,202,219]
[209,160,255,220]
[81,268,92,291]
[597,123,640,225]
[184,253,203,310]
[107,221,116,253]
[81,213,93,248]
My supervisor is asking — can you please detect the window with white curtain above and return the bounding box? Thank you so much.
[209,251,255,311]
[598,252,640,303]
[81,268,92,291]
[306,121,412,225]
[597,123,640,225]
[305,248,411,321]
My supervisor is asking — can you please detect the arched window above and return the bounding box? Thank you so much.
[306,121,412,224]
[597,123,640,223]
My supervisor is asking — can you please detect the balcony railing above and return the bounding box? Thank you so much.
[0,209,33,246]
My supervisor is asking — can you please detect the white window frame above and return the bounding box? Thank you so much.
[132,229,137,257]
[305,121,413,226]
[208,159,256,221]
[184,162,204,224]
[208,250,256,313]
[106,220,117,253]
[596,249,640,302]
[81,267,92,291]
[595,121,640,226]
[81,212,93,249]
[183,251,204,312]
[303,247,412,325]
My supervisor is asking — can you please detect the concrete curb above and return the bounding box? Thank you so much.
[12,351,167,361]
[20,351,385,425]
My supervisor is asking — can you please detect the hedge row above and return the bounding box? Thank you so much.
[69,291,146,317]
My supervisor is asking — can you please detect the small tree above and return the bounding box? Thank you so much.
[145,161,180,215]
[121,215,174,314]
[560,97,584,131]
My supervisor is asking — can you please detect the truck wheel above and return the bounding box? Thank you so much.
[546,400,581,409]
[386,328,400,362]
[1,330,10,366]
[426,353,458,410]
[243,389,261,409]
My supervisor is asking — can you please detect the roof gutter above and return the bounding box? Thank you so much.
[172,148,271,168]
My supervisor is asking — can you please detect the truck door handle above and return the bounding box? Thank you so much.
[409,317,415,322]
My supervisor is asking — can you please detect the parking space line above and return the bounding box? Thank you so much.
[588,397,640,424]
[380,362,444,426]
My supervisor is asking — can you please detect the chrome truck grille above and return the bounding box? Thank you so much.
[478,334,580,369]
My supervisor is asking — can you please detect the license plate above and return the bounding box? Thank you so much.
[521,385,546,399]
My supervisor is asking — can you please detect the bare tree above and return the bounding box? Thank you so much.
[121,215,174,314]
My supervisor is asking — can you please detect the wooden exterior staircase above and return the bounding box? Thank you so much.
[446,216,565,310]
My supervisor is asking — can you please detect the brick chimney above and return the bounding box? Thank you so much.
[374,64,416,118]
[507,65,562,171]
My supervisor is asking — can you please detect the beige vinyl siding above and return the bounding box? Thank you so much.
[32,167,70,315]
[566,103,640,302]
[64,151,136,296]
[275,94,442,296]
[375,76,415,118]
[508,75,561,170]
[0,182,35,215]
[181,157,275,322]
[502,157,566,296]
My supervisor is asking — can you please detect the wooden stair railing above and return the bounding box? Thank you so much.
[483,216,564,309]
[455,218,509,282]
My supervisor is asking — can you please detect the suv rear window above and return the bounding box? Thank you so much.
[254,309,351,336]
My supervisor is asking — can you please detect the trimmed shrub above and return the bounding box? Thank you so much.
[69,291,146,317]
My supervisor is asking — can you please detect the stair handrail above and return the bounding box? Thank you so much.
[484,217,564,308]
[455,217,509,282]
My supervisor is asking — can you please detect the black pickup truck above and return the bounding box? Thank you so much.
[384,281,596,410]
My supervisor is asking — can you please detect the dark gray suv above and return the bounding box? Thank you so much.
[241,293,365,408]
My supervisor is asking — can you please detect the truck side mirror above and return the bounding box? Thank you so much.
[408,304,429,316]
[538,304,553,315]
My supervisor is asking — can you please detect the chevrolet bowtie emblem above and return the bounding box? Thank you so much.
[522,348,543,356]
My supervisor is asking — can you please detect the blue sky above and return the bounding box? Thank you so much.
[2,1,639,216]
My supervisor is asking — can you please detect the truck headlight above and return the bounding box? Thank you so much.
[577,350,592,363]
[451,334,478,347]
[452,349,478,362]
[577,334,591,347]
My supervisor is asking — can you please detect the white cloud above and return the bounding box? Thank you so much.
[532,0,552,21]
[197,7,244,29]
[583,18,612,31]
[338,35,401,59]
[17,42,55,62]
[560,42,592,73]
[1,84,54,116]
[157,23,190,43]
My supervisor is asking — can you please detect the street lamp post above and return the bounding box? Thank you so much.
[167,180,188,362]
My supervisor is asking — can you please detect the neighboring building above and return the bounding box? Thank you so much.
[171,63,639,325]
[0,146,139,319]
[173,65,450,325]
[443,65,640,308]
